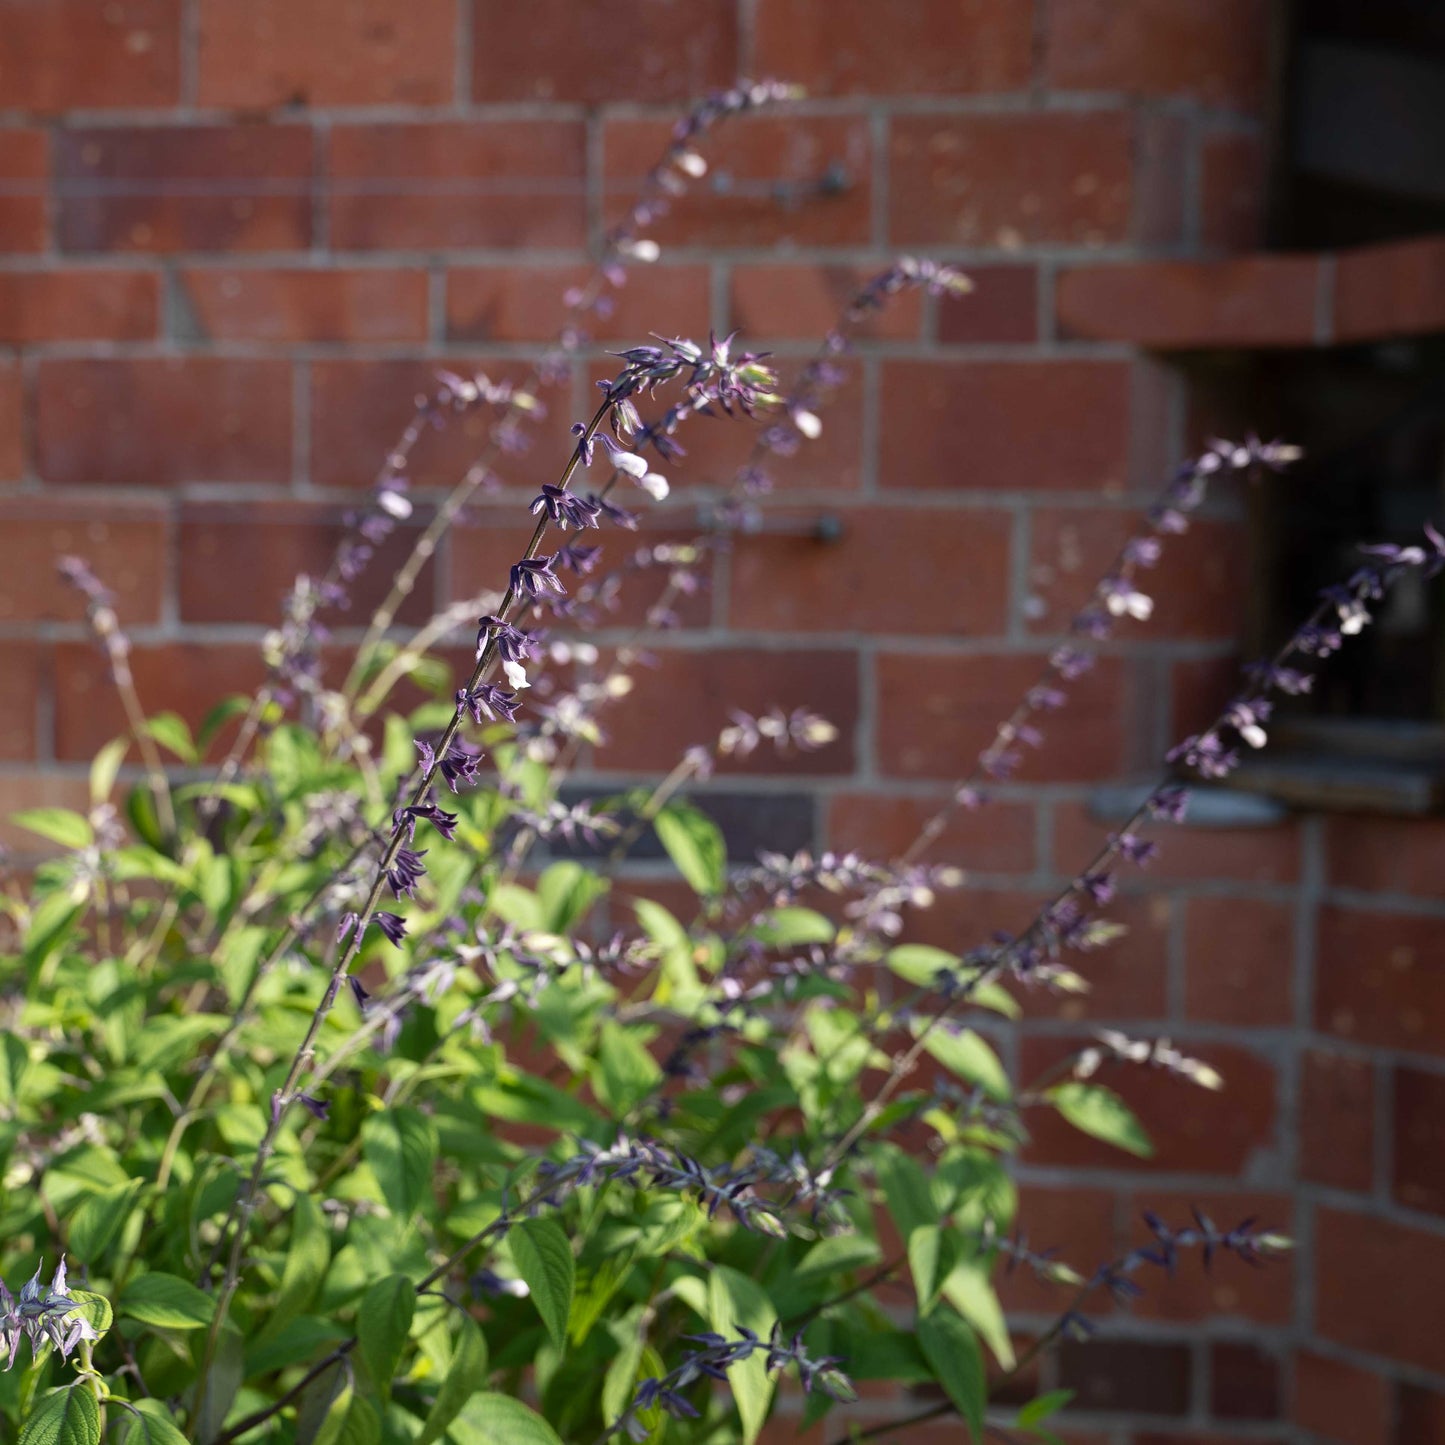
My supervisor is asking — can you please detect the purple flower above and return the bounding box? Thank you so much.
[375,912,408,947]
[510,555,566,600]
[477,614,538,664]
[530,484,601,531]
[299,1093,330,1122]
[589,492,640,530]
[415,736,483,793]
[348,975,370,1007]
[457,683,520,724]
[395,798,459,842]
[384,847,427,900]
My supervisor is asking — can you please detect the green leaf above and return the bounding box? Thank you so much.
[795,1234,882,1282]
[305,1381,380,1445]
[68,1180,144,1264]
[1046,1082,1153,1158]
[361,1107,438,1220]
[653,801,726,897]
[357,1274,415,1399]
[1018,1389,1073,1427]
[19,1383,103,1445]
[119,1398,189,1445]
[415,1313,488,1445]
[510,1217,574,1352]
[13,808,92,851]
[917,1024,1011,1102]
[259,1191,330,1342]
[707,1266,777,1445]
[120,1272,215,1330]
[873,1146,936,1245]
[66,1290,112,1342]
[448,1394,563,1445]
[752,907,835,947]
[601,1310,649,1426]
[917,1309,985,1441]
[89,737,129,806]
[536,861,607,934]
[144,711,197,763]
[193,1321,245,1444]
[941,1260,1015,1369]
[907,1224,957,1312]
[593,1022,663,1117]
[885,943,958,988]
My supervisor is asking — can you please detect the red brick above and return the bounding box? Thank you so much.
[0,643,40,760]
[880,359,1132,494]
[825,792,1036,873]
[1056,257,1320,348]
[1394,1066,1445,1217]
[308,359,564,492]
[728,265,923,342]
[1201,133,1267,251]
[999,1184,1116,1315]
[0,0,179,111]
[178,500,439,628]
[1211,1341,1281,1419]
[604,115,872,249]
[755,0,1032,95]
[937,265,1037,344]
[36,358,291,487]
[0,269,158,343]
[1334,236,1445,345]
[1397,1384,1445,1445]
[53,641,269,762]
[888,112,1134,247]
[1136,1436,1286,1445]
[1134,110,1191,248]
[1044,0,1269,109]
[178,267,429,343]
[1316,906,1445,1056]
[1027,508,1248,641]
[56,126,312,253]
[876,652,1131,783]
[1292,1349,1390,1445]
[590,647,858,777]
[1057,1338,1191,1414]
[1315,1206,1445,1375]
[0,498,167,624]
[0,127,48,252]
[0,361,22,480]
[1022,1036,1278,1177]
[1183,897,1294,1026]
[447,510,712,633]
[447,264,710,344]
[1125,1190,1293,1323]
[197,0,453,107]
[1324,815,1445,899]
[472,0,736,102]
[1053,802,1302,885]
[728,505,1011,638]
[328,122,585,251]
[1300,1049,1374,1193]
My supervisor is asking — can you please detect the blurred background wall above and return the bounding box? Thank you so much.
[1,1,1444,1440]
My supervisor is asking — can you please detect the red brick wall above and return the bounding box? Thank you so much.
[2,2,1443,1439]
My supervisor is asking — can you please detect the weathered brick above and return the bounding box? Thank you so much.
[1057,1338,1190,1414]
[308,359,564,492]
[472,0,736,102]
[1315,1206,1445,1376]
[888,113,1133,247]
[177,267,429,343]
[447,264,710,344]
[1211,1341,1280,1420]
[1394,1065,1445,1217]
[1316,906,1445,1056]
[0,498,167,623]
[1125,1189,1294,1324]
[879,360,1132,493]
[825,792,1036,873]
[53,641,269,761]
[0,127,48,252]
[327,122,586,251]
[936,264,1038,344]
[604,115,872,248]
[0,269,159,343]
[197,0,454,107]
[1300,1049,1374,1193]
[1022,1035,1279,1176]
[1056,257,1320,348]
[728,264,924,341]
[589,647,859,777]
[999,1184,1116,1316]
[0,360,22,480]
[1334,236,1445,345]
[36,358,292,487]
[1324,814,1445,899]
[728,505,1012,637]
[1396,1384,1445,1445]
[0,0,180,111]
[0,643,40,760]
[1184,897,1294,1026]
[1027,508,1249,640]
[57,125,312,253]
[1292,1349,1390,1445]
[1044,0,1269,110]
[178,500,438,627]
[1201,132,1267,251]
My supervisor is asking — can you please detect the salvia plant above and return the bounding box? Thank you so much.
[2,77,1439,1445]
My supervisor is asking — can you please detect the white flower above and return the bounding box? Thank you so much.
[503,659,530,691]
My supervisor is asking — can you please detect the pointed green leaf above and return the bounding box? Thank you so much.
[12,808,92,851]
[1018,1389,1073,1427]
[144,712,197,763]
[448,1394,563,1445]
[361,1107,438,1219]
[259,1191,330,1342]
[593,1021,663,1117]
[653,801,726,897]
[357,1273,415,1398]
[1046,1082,1153,1158]
[120,1272,215,1329]
[917,1308,985,1441]
[90,737,129,806]
[119,1398,188,1445]
[917,1024,1011,1102]
[19,1384,102,1445]
[707,1266,777,1445]
[510,1217,574,1352]
[415,1313,488,1445]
